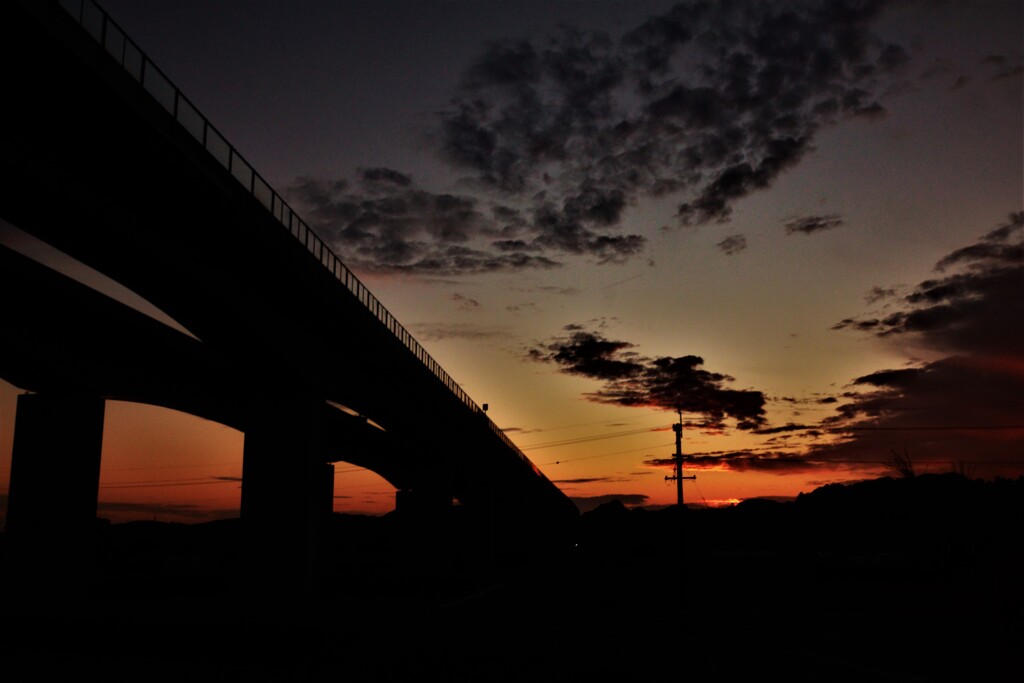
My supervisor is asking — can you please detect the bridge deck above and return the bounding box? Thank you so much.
[0,0,577,531]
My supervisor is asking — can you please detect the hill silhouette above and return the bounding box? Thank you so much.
[0,473,1019,681]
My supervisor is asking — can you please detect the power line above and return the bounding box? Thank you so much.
[521,425,670,450]
[505,410,667,435]
[540,439,675,466]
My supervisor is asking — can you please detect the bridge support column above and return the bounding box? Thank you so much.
[240,395,329,599]
[4,392,105,587]
[395,482,453,585]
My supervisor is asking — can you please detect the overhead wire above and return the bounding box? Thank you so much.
[521,425,671,450]
[540,439,675,466]
[510,409,667,435]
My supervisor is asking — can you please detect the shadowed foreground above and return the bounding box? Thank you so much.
[1,473,1020,681]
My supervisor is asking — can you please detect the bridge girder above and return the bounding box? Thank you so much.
[0,0,578,540]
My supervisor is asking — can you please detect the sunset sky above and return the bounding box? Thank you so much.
[1,0,1021,524]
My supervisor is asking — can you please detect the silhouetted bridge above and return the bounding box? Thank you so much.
[0,0,577,583]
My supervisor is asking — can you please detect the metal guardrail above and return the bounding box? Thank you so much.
[55,0,544,477]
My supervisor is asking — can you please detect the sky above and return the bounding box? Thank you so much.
[1,0,1022,523]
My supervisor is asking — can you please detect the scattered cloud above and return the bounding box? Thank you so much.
[286,172,561,275]
[554,477,628,485]
[626,212,1023,477]
[529,325,766,428]
[981,54,1024,82]
[452,293,480,309]
[506,302,537,314]
[446,0,905,228]
[864,285,898,304]
[442,0,905,230]
[716,234,747,255]
[754,423,815,434]
[290,1,909,271]
[783,213,844,235]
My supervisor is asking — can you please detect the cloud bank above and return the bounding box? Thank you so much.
[822,211,1024,474]
[639,212,1023,478]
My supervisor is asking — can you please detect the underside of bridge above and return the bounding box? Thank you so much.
[0,0,578,589]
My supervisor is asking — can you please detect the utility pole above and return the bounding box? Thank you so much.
[666,410,696,508]
[665,409,695,608]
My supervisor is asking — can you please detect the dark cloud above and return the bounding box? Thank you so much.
[289,2,908,268]
[653,212,1024,479]
[527,328,644,381]
[808,355,1024,476]
[288,171,637,273]
[832,316,881,332]
[835,212,1023,356]
[553,477,622,485]
[784,213,844,235]
[935,211,1023,271]
[754,423,815,434]
[852,367,921,388]
[716,234,747,255]
[864,285,898,304]
[820,212,1024,476]
[644,450,824,473]
[288,174,486,271]
[440,0,907,234]
[530,326,766,428]
[530,200,646,264]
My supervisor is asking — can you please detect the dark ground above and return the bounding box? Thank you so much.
[1,473,1021,682]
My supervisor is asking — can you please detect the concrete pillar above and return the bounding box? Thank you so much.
[240,395,327,597]
[395,480,454,584]
[316,461,335,519]
[4,392,105,585]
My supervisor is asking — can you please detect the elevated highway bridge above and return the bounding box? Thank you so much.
[0,0,577,585]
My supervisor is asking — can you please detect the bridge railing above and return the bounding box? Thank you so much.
[55,0,544,477]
